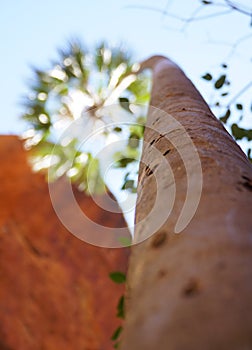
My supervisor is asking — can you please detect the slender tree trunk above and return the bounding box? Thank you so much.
[120,56,252,350]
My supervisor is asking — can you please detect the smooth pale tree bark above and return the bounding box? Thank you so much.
[120,56,252,350]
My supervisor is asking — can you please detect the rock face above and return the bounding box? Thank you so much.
[0,136,130,350]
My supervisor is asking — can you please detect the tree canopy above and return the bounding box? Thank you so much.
[21,41,150,197]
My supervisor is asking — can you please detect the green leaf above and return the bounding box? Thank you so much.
[128,134,140,149]
[125,146,139,160]
[127,76,150,103]
[96,53,103,72]
[121,179,135,190]
[202,73,212,81]
[118,236,132,247]
[231,124,252,141]
[231,123,242,140]
[129,124,145,138]
[95,43,106,71]
[236,103,243,110]
[114,127,122,132]
[214,75,226,89]
[119,97,132,114]
[121,179,134,190]
[221,92,229,96]
[113,342,120,349]
[219,109,231,124]
[202,0,212,4]
[121,171,137,192]
[116,295,125,318]
[111,326,123,341]
[58,86,69,95]
[109,272,126,284]
[115,157,136,168]
[86,157,105,195]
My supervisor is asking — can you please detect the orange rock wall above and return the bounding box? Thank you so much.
[0,136,129,350]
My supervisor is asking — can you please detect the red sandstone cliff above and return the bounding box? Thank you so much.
[0,135,129,350]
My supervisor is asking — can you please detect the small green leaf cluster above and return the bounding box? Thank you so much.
[109,272,127,348]
[231,124,252,141]
[109,272,126,284]
[202,63,252,162]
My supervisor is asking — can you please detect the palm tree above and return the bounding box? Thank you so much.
[21,40,150,238]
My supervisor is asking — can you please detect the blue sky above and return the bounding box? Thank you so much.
[1,0,251,134]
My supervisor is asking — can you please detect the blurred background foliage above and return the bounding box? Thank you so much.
[21,41,150,195]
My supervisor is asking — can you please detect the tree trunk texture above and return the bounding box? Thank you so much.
[120,56,252,350]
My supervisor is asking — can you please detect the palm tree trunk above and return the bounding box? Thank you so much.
[120,56,252,350]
